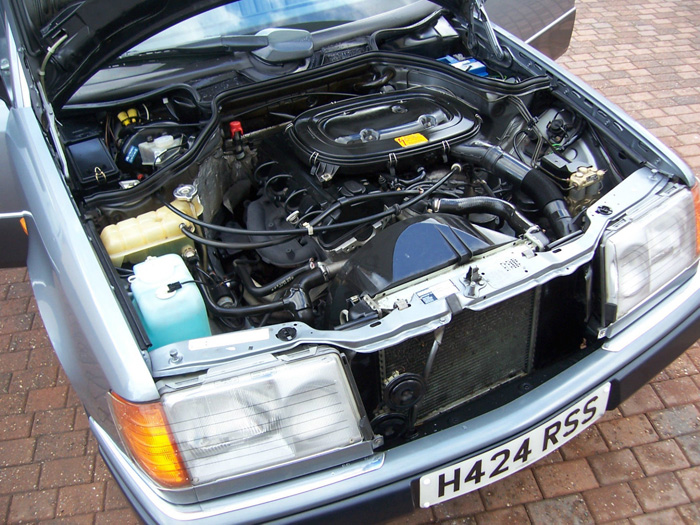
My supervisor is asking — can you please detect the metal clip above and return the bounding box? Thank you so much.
[361,294,382,315]
[441,141,450,163]
[286,210,300,224]
[394,298,410,311]
[94,167,107,183]
[523,225,548,251]
[387,153,398,177]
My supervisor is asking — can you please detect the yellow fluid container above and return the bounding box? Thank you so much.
[100,199,203,266]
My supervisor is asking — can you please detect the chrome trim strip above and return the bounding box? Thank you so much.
[0,211,29,219]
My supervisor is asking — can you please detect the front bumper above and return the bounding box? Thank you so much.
[94,267,700,525]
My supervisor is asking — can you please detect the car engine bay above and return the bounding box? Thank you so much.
[56,13,683,448]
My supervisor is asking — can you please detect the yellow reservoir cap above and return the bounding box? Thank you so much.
[100,199,202,267]
[117,108,139,126]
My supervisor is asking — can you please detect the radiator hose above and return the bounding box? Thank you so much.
[188,259,342,322]
[451,143,577,238]
[234,260,315,298]
[286,261,345,323]
[431,196,549,249]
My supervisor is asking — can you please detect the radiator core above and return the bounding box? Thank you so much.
[379,288,539,422]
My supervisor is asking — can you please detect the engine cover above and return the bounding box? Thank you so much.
[286,87,480,175]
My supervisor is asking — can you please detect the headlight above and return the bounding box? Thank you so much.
[601,184,699,324]
[110,349,373,489]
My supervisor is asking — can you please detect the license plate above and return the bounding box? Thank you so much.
[418,382,611,507]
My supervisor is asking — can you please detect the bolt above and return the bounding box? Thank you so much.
[169,349,183,364]
[181,246,197,261]
[596,205,612,215]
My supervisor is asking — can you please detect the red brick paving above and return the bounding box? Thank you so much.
[583,483,643,523]
[0,269,138,524]
[588,449,644,486]
[0,0,699,523]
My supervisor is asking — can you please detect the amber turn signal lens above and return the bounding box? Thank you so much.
[108,392,190,488]
[692,180,700,256]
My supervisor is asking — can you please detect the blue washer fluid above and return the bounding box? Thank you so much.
[130,254,211,350]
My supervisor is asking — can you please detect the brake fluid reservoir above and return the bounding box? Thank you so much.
[130,254,211,350]
[100,197,203,267]
[138,134,182,165]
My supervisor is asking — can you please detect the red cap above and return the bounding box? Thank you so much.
[229,121,244,137]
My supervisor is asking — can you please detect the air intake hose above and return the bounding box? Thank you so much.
[451,143,577,238]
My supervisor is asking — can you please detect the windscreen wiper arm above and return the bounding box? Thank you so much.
[116,36,270,63]
[119,29,314,64]
[175,35,270,52]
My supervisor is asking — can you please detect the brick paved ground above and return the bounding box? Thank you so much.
[0,267,141,524]
[1,0,699,523]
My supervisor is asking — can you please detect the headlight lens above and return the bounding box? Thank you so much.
[603,185,699,322]
[160,351,366,486]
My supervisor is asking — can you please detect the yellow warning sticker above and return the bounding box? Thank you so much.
[395,133,429,147]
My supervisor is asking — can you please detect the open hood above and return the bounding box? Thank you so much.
[15,0,233,108]
[15,0,485,109]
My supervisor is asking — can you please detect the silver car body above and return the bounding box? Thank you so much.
[1,1,699,523]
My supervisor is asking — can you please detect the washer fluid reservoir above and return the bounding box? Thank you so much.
[130,254,211,350]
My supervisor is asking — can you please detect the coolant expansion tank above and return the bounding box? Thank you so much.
[100,199,202,267]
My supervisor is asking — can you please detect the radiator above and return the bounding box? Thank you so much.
[379,288,539,422]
